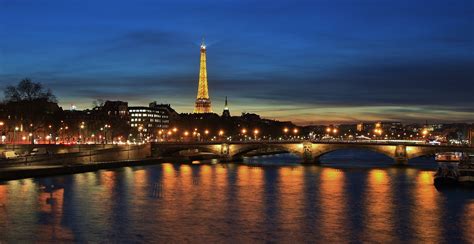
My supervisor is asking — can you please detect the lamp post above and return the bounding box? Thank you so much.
[103,124,111,144]
[241,128,247,141]
[79,122,85,143]
[158,130,163,141]
[0,121,4,144]
[48,125,52,144]
[325,127,331,140]
[64,126,69,143]
[13,126,19,150]
[79,124,84,153]
[373,128,382,139]
[138,126,143,143]
[218,130,224,141]
[253,129,259,140]
[184,131,189,142]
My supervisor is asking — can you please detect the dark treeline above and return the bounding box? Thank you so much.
[0,79,130,144]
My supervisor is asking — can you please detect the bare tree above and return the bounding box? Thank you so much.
[92,99,105,108]
[4,78,57,103]
[2,78,59,144]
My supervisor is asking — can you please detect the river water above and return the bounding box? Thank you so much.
[0,150,473,243]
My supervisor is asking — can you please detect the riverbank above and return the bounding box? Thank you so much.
[0,158,163,181]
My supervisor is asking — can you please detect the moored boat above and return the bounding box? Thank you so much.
[434,162,459,187]
[435,152,463,162]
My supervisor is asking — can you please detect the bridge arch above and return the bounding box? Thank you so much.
[312,144,398,163]
[154,145,221,157]
[230,143,302,159]
[313,148,397,164]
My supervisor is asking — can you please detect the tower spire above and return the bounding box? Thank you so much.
[222,96,231,117]
[194,38,212,113]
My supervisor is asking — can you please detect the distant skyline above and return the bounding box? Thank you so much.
[1,0,473,125]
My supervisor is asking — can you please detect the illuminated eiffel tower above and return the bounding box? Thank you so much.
[193,40,212,113]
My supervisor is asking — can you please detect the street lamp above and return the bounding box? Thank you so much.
[13,126,19,150]
[241,128,247,141]
[103,124,111,144]
[283,127,289,140]
[0,121,4,144]
[80,124,85,143]
[253,129,259,140]
[373,128,382,138]
[422,129,428,137]
[218,130,224,141]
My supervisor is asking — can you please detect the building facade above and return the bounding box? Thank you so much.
[129,102,175,140]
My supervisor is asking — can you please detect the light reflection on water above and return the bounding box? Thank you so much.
[0,151,473,243]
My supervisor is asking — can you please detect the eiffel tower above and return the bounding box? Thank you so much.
[193,40,212,113]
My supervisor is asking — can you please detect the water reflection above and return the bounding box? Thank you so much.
[319,168,348,242]
[411,171,442,243]
[363,169,395,242]
[35,187,74,241]
[277,167,304,242]
[464,201,474,242]
[0,159,473,243]
[236,166,265,242]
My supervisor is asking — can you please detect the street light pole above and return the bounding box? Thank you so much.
[0,121,4,144]
[13,127,19,151]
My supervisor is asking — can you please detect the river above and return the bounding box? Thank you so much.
[0,150,473,243]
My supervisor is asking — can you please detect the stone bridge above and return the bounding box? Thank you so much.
[151,141,474,164]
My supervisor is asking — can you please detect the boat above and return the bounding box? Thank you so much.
[434,162,459,186]
[435,152,463,162]
[458,154,474,185]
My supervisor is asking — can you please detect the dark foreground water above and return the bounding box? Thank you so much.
[0,150,473,243]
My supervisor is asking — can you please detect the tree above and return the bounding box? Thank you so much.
[2,78,59,144]
[92,99,105,108]
[4,78,56,103]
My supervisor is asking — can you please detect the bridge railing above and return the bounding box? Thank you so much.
[151,140,472,148]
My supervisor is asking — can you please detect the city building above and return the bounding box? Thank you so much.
[193,40,212,113]
[222,96,231,118]
[469,126,474,146]
[100,101,129,118]
[59,100,130,144]
[129,102,176,139]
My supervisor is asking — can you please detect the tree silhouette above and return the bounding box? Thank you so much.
[2,78,60,144]
[4,78,56,103]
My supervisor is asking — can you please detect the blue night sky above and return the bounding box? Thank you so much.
[1,0,473,124]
